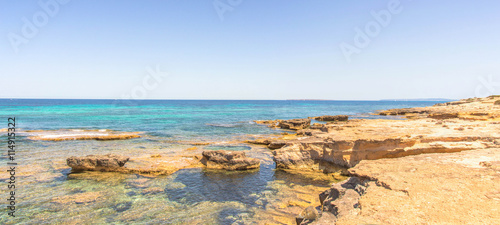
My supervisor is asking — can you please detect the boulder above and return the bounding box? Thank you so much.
[319,177,365,221]
[296,206,320,225]
[202,150,260,170]
[67,154,129,172]
[278,119,311,130]
[268,141,287,149]
[312,115,349,122]
[245,139,271,145]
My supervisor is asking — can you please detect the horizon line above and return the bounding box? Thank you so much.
[0,97,457,102]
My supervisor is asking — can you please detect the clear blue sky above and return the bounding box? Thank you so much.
[1,0,499,100]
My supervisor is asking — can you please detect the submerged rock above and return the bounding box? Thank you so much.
[51,191,104,204]
[202,150,260,170]
[296,206,320,224]
[67,154,129,172]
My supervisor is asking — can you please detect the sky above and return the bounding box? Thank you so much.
[1,0,500,100]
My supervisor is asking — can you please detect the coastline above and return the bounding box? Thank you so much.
[252,95,500,224]
[3,97,499,224]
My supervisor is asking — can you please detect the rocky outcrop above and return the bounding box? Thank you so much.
[377,95,500,120]
[202,150,260,170]
[278,119,311,130]
[319,177,365,219]
[67,154,129,172]
[26,129,141,141]
[310,115,349,122]
[268,141,287,149]
[272,103,500,170]
[333,148,500,224]
[256,118,311,130]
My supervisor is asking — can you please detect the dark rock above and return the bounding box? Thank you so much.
[202,150,260,170]
[245,139,271,145]
[320,177,365,220]
[268,141,287,149]
[312,115,349,122]
[278,119,311,130]
[67,154,129,172]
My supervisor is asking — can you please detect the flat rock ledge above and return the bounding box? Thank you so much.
[67,154,130,172]
[307,148,500,224]
[202,150,260,170]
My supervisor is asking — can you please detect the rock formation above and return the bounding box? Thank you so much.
[310,115,349,122]
[271,96,500,171]
[256,118,311,130]
[202,150,260,170]
[27,129,141,141]
[67,154,130,172]
[312,148,500,224]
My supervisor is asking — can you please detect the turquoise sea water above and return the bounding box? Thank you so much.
[0,99,443,224]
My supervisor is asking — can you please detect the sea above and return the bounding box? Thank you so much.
[0,99,444,224]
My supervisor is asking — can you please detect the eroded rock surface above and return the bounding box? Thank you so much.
[272,96,500,170]
[67,154,130,172]
[202,150,260,170]
[256,118,311,130]
[310,115,349,122]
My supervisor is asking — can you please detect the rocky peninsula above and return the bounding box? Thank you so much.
[252,96,500,224]
[48,96,500,224]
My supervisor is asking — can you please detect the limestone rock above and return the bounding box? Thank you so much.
[245,139,271,145]
[202,150,260,170]
[311,115,349,122]
[320,177,364,219]
[268,141,287,149]
[278,119,311,130]
[335,148,500,225]
[67,154,129,172]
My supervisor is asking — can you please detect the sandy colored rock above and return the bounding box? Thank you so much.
[273,97,500,170]
[67,154,129,172]
[202,150,260,170]
[26,129,141,141]
[377,95,500,120]
[332,148,500,224]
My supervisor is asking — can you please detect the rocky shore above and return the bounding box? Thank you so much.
[54,96,500,224]
[252,95,500,224]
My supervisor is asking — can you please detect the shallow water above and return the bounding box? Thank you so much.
[0,99,443,224]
